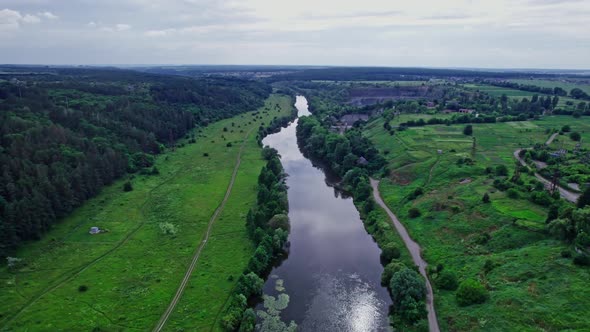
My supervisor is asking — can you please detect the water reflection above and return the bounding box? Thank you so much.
[258,96,391,331]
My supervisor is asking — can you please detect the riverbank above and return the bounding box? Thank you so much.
[371,179,440,332]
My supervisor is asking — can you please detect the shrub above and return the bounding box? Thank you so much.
[203,152,209,157]
[150,167,160,175]
[226,142,233,147]
[573,254,590,266]
[570,132,581,141]
[381,260,406,286]
[123,181,133,192]
[561,125,571,132]
[390,268,427,323]
[435,270,458,290]
[268,214,289,231]
[408,207,421,218]
[456,279,488,306]
[78,285,89,292]
[463,125,473,136]
[159,222,178,235]
[495,164,508,176]
[507,188,519,199]
[482,193,490,203]
[380,243,401,263]
[561,250,572,258]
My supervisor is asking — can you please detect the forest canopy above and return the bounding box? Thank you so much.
[0,67,270,257]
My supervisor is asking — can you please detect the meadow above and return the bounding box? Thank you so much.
[463,83,579,108]
[508,79,590,95]
[0,94,295,331]
[364,115,590,331]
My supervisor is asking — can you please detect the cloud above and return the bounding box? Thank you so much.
[0,9,22,29]
[115,23,131,31]
[145,29,171,37]
[0,8,56,31]
[93,22,132,32]
[22,14,40,24]
[39,11,58,20]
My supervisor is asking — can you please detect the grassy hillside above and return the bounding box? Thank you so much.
[0,94,295,331]
[364,116,590,331]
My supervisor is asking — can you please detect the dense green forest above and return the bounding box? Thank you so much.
[0,68,270,258]
[268,67,577,82]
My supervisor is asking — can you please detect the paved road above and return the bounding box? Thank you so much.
[370,178,440,332]
[152,129,253,332]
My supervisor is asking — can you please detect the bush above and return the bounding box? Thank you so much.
[573,254,590,266]
[456,279,488,306]
[408,207,421,218]
[381,261,406,286]
[226,142,233,147]
[123,181,133,192]
[78,285,89,292]
[390,268,427,323]
[380,242,401,263]
[562,125,571,132]
[482,193,490,203]
[159,222,178,235]
[435,270,458,290]
[561,250,572,258]
[203,152,209,157]
[570,132,581,141]
[507,188,519,199]
[463,125,473,136]
[495,164,508,176]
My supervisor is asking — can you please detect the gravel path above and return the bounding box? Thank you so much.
[370,178,440,332]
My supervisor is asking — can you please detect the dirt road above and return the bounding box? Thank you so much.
[513,132,580,203]
[370,178,440,332]
[152,129,252,332]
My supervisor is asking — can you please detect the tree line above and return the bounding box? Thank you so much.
[0,68,270,258]
[490,80,590,101]
[220,147,290,331]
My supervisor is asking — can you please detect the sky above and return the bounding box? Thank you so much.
[0,0,588,68]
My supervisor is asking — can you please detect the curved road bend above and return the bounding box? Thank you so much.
[152,129,253,332]
[370,178,440,332]
[514,133,580,203]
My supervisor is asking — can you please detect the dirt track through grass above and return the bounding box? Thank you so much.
[152,128,253,332]
[370,178,440,332]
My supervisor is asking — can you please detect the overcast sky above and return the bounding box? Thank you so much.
[0,0,588,68]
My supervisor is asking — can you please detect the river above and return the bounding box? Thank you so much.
[257,95,392,331]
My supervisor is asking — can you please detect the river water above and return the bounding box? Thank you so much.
[258,95,392,331]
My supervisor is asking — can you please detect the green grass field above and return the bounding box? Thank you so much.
[463,83,579,108]
[365,116,590,331]
[508,79,590,95]
[0,94,295,331]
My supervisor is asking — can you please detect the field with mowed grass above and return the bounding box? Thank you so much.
[364,116,590,331]
[0,94,295,331]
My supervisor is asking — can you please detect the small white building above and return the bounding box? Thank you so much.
[89,227,100,234]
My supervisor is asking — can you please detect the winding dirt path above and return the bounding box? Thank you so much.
[513,132,580,203]
[370,178,440,332]
[152,129,253,332]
